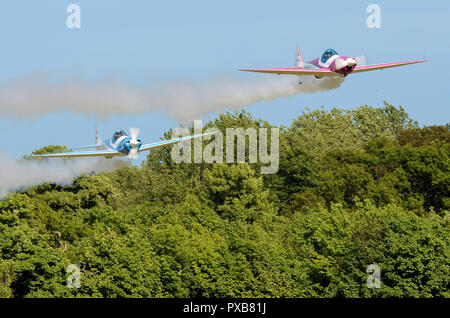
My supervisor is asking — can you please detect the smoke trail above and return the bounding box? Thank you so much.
[161,76,344,121]
[0,75,344,121]
[0,154,129,199]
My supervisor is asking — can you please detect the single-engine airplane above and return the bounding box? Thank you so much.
[31,128,214,160]
[240,47,430,79]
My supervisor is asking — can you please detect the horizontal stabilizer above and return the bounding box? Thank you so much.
[68,144,103,150]
[240,67,335,76]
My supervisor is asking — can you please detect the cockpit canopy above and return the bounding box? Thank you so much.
[112,130,128,143]
[321,49,339,63]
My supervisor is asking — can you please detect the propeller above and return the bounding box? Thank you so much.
[128,127,140,159]
[355,54,368,66]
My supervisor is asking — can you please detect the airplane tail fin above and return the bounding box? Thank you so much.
[295,46,304,68]
[67,125,105,151]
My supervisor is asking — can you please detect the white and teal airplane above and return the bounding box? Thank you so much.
[31,127,214,160]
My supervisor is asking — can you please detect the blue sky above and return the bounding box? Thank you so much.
[0,0,449,160]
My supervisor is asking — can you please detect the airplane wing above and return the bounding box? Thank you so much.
[31,132,216,159]
[239,67,335,76]
[352,59,430,74]
[30,148,122,159]
[240,59,430,76]
[139,131,216,153]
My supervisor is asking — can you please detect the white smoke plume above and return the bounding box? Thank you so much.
[0,75,344,197]
[0,154,129,199]
[0,75,344,122]
[162,76,344,121]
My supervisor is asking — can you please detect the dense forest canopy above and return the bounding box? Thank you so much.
[0,102,449,297]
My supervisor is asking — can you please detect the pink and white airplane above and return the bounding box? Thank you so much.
[240,47,429,79]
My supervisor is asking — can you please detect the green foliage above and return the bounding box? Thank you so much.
[0,103,448,298]
[398,125,450,147]
[289,201,449,297]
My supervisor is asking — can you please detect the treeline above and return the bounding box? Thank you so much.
[0,102,448,297]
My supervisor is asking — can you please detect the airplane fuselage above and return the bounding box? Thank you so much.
[107,135,142,155]
[307,55,358,76]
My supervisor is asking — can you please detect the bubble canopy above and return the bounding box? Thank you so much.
[321,49,339,63]
[112,130,128,143]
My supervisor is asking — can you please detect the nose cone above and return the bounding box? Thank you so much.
[332,57,357,76]
[335,58,347,70]
[335,57,357,70]
[346,58,357,67]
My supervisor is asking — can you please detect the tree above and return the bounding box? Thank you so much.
[1,104,448,298]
